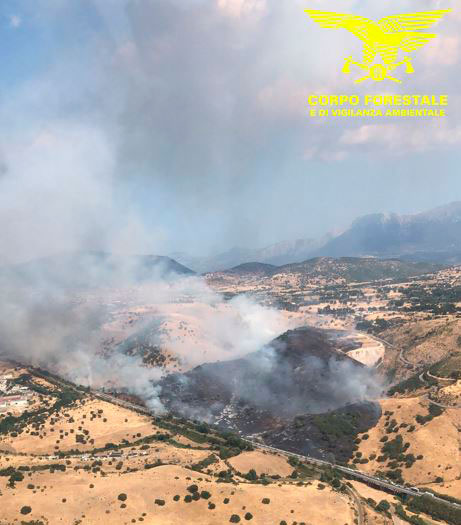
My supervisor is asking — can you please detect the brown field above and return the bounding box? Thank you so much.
[352,397,461,486]
[0,465,355,525]
[0,398,162,455]
[228,450,293,477]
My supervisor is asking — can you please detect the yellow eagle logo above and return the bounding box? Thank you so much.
[305,9,452,83]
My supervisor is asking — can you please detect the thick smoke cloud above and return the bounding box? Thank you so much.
[4,0,459,256]
[99,0,461,251]
[0,54,292,413]
[0,256,291,413]
[159,328,384,425]
[0,0,396,417]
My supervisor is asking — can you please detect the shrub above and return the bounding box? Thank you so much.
[223,497,230,504]
[196,422,209,434]
[244,512,253,520]
[20,506,32,515]
[192,492,200,501]
[394,503,427,525]
[118,493,127,502]
[208,502,216,509]
[261,498,270,504]
[332,478,341,489]
[245,469,258,481]
[376,500,390,512]
[173,495,180,501]
[230,515,241,523]
[187,484,199,493]
[184,495,192,503]
[8,471,24,487]
[407,493,461,524]
[200,491,211,499]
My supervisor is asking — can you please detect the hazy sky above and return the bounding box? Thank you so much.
[0,0,460,262]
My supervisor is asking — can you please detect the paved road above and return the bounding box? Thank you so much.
[424,393,461,410]
[426,371,456,384]
[241,439,461,511]
[26,366,461,511]
[369,334,415,368]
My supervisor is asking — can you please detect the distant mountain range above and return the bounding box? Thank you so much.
[173,202,461,272]
[315,201,461,261]
[5,202,461,288]
[170,236,330,273]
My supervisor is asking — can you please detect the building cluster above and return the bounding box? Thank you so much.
[0,373,32,412]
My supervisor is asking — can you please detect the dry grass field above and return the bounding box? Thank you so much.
[0,465,356,525]
[351,397,461,486]
[0,364,362,525]
[228,450,294,477]
[0,398,161,455]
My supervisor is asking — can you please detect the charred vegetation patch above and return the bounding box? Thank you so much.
[159,328,381,459]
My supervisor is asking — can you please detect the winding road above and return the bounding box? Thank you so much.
[24,365,461,513]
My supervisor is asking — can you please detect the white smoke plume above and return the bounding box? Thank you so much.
[0,112,292,413]
[0,264,291,413]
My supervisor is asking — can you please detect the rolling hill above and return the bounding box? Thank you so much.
[273,257,443,282]
[176,202,461,272]
[0,251,195,289]
[159,327,382,460]
[213,257,443,283]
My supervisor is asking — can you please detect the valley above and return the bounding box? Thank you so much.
[1,254,461,524]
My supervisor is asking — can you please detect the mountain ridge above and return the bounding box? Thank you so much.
[174,202,461,272]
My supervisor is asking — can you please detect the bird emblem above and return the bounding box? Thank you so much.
[305,9,452,83]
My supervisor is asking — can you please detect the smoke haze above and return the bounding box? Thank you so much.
[1,0,460,258]
[0,0,397,418]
